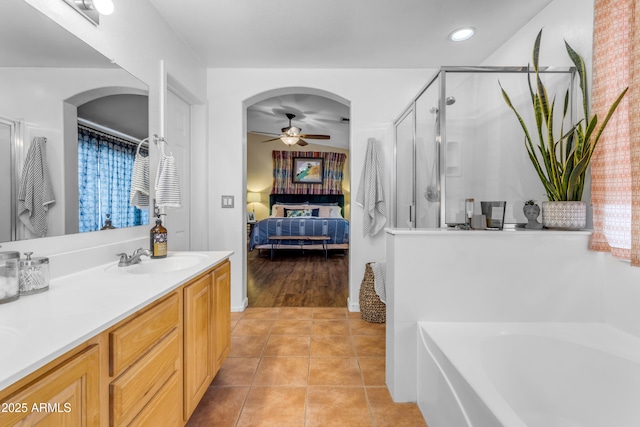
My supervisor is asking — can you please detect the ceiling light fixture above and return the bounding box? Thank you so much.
[449,27,475,42]
[62,0,115,26]
[280,135,300,146]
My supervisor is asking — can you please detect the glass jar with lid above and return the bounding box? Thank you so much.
[0,251,20,303]
[19,252,50,295]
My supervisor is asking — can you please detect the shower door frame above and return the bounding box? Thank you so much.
[393,66,576,229]
[0,116,23,242]
[393,69,442,229]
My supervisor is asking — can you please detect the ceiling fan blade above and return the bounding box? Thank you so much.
[296,139,309,146]
[298,134,330,140]
[249,131,281,136]
[260,137,282,143]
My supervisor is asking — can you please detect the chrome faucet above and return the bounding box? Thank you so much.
[116,248,151,267]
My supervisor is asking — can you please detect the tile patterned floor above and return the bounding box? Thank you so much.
[186,307,427,427]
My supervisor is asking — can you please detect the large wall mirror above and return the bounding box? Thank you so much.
[0,0,149,243]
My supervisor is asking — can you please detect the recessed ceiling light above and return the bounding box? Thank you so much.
[449,27,476,42]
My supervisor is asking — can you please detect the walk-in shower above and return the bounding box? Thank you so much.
[393,66,576,228]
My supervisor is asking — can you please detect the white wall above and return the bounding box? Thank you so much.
[603,257,640,337]
[207,68,433,311]
[1,0,207,262]
[482,0,594,71]
[386,230,604,402]
[480,0,640,338]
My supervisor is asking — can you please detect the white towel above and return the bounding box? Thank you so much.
[17,137,55,237]
[370,261,386,304]
[129,139,149,209]
[155,139,182,207]
[356,138,387,237]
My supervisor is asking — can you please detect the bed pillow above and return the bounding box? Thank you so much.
[284,208,319,218]
[330,206,344,218]
[317,206,333,218]
[272,204,309,217]
[309,205,343,218]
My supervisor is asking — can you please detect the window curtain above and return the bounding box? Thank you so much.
[78,127,149,232]
[271,151,346,194]
[590,0,640,264]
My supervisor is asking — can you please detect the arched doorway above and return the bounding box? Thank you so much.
[243,87,351,307]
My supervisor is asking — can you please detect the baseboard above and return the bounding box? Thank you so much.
[231,297,249,312]
[348,297,360,313]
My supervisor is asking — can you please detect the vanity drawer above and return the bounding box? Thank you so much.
[110,328,179,427]
[110,292,179,376]
[129,370,182,427]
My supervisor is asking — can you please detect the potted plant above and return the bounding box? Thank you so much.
[501,29,628,229]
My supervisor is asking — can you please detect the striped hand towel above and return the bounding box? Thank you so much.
[18,137,56,237]
[155,140,182,207]
[129,140,149,208]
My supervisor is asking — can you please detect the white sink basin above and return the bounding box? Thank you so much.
[0,326,20,362]
[106,253,209,275]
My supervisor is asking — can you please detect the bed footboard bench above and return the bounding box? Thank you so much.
[268,235,330,260]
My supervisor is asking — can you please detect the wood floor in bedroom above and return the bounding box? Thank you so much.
[247,249,349,307]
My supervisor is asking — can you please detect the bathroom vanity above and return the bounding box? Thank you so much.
[0,251,232,426]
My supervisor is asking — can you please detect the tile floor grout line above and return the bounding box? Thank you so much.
[194,307,425,426]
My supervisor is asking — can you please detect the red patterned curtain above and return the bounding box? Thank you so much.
[590,0,640,265]
[271,151,346,194]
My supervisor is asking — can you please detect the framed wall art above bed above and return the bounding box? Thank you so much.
[292,157,324,183]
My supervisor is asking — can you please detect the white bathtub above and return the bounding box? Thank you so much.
[417,322,640,427]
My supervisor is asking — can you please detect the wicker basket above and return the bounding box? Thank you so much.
[359,263,386,323]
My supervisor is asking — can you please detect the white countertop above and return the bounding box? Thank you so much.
[385,227,593,236]
[0,251,233,391]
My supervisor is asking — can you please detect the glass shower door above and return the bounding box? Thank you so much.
[415,79,440,228]
[395,109,414,228]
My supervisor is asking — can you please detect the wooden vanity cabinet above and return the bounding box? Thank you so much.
[0,343,102,427]
[108,292,182,427]
[183,273,215,420]
[0,258,231,427]
[183,259,231,420]
[213,260,231,370]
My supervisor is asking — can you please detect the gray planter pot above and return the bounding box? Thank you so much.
[541,201,587,229]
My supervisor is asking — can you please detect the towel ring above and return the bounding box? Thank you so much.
[136,137,149,156]
[153,134,174,157]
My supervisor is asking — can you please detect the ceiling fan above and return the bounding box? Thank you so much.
[258,113,330,146]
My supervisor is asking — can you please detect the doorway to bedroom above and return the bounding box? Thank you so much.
[245,90,351,307]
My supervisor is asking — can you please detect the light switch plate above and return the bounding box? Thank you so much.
[221,195,234,208]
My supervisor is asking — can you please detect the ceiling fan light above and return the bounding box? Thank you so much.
[287,127,301,136]
[281,136,300,145]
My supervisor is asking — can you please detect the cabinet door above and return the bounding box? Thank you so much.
[183,273,214,420]
[0,345,101,427]
[213,260,231,370]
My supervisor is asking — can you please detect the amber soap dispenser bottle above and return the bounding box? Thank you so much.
[150,211,167,259]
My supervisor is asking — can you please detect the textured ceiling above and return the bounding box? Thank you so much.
[248,94,350,149]
[149,0,554,147]
[148,0,553,68]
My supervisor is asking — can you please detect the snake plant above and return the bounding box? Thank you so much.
[500,29,628,202]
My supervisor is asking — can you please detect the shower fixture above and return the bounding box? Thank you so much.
[429,96,457,114]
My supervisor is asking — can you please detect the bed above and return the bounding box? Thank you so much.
[249,194,349,255]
